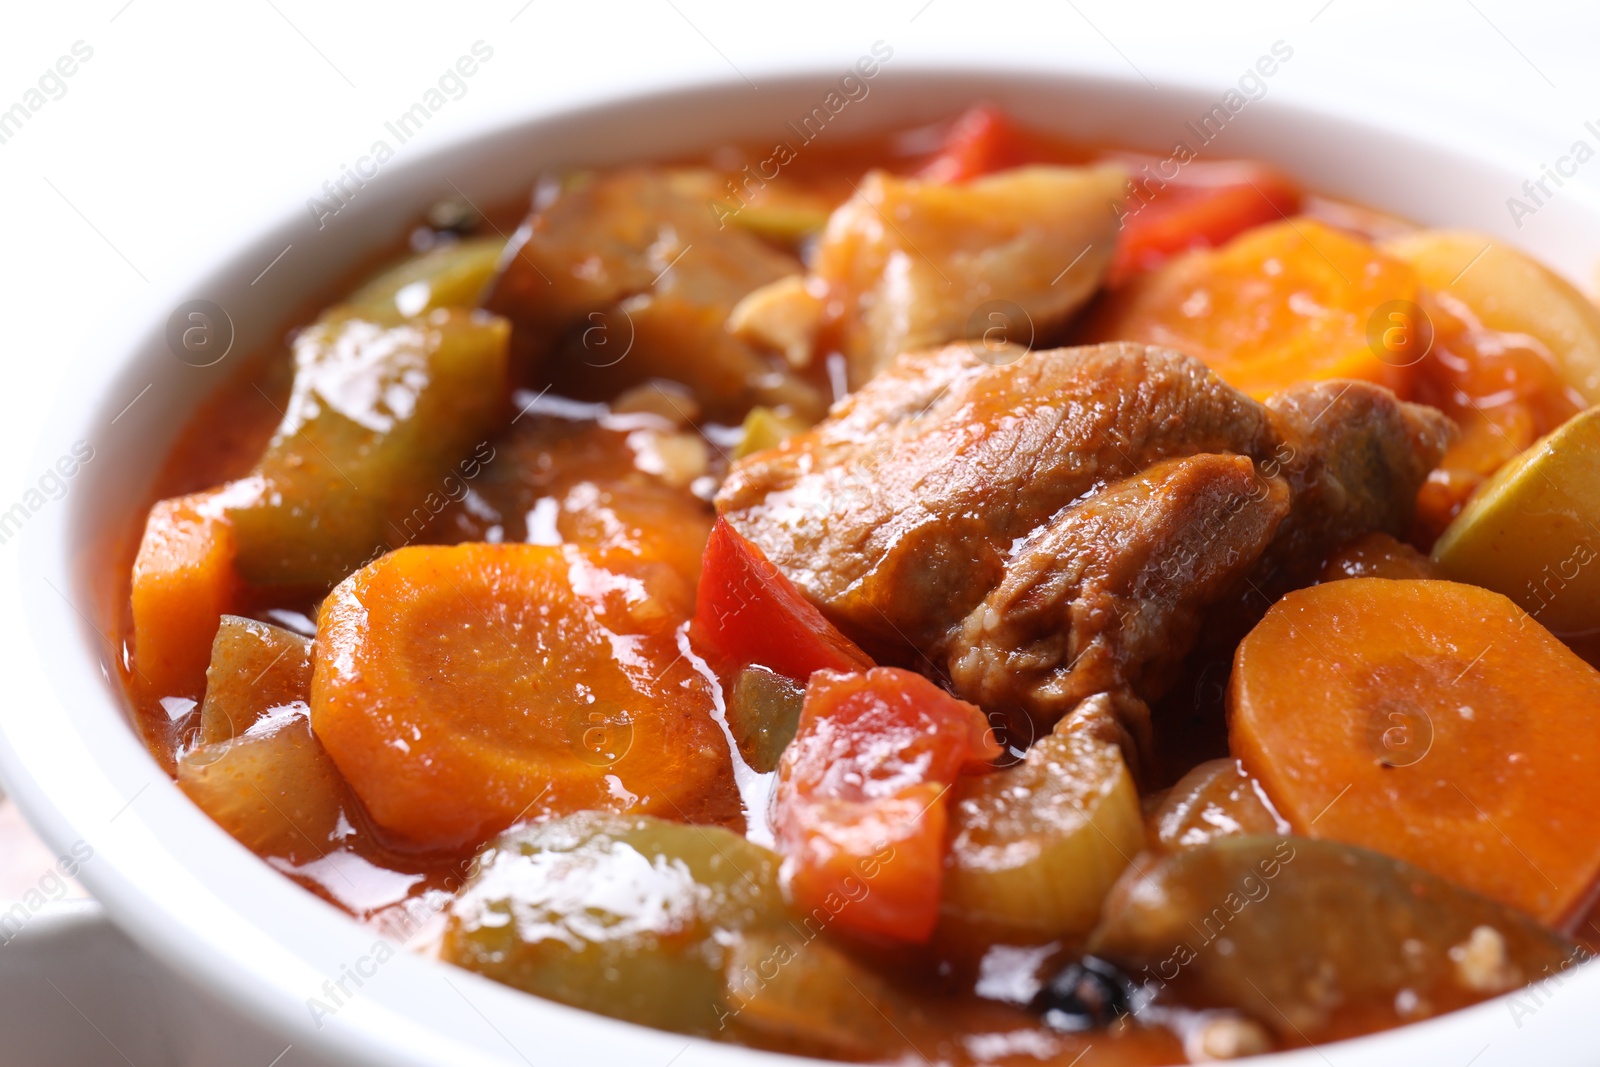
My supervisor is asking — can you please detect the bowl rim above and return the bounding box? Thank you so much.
[7,59,1600,1067]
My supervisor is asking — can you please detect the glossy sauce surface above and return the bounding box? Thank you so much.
[106,117,1593,1064]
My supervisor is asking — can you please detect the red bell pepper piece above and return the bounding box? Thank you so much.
[918,103,1034,183]
[692,517,872,684]
[1109,157,1302,285]
[773,668,1002,943]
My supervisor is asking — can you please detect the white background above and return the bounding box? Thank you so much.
[3,0,1600,516]
[1,0,1599,984]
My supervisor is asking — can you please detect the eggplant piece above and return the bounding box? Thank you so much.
[484,168,825,421]
[197,615,312,744]
[1088,836,1582,1045]
[668,168,837,248]
[486,169,797,333]
[1146,758,1286,851]
[722,930,913,1059]
[227,309,509,588]
[726,665,804,772]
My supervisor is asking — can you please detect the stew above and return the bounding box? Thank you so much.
[113,103,1600,1064]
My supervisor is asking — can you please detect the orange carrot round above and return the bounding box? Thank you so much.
[1230,578,1600,926]
[311,543,739,851]
[1087,218,1418,399]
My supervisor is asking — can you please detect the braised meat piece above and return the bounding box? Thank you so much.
[719,342,1282,648]
[730,165,1126,387]
[946,453,1290,727]
[717,342,1452,747]
[1259,380,1454,591]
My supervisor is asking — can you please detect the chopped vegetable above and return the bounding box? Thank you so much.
[943,712,1144,939]
[1383,229,1600,404]
[723,930,914,1058]
[441,812,788,1038]
[594,292,826,421]
[651,167,837,246]
[344,236,505,322]
[1108,157,1302,286]
[918,103,1033,183]
[609,379,700,424]
[130,488,243,701]
[1229,578,1600,925]
[227,309,509,588]
[178,703,359,867]
[311,544,739,850]
[113,110,1600,1061]
[1402,286,1581,542]
[1090,836,1581,1044]
[485,169,776,330]
[692,517,873,684]
[727,665,804,773]
[773,667,1000,943]
[443,811,915,1055]
[728,275,824,369]
[1432,406,1600,637]
[1086,218,1419,398]
[733,405,811,459]
[198,616,312,744]
[437,409,715,605]
[807,165,1125,385]
[1318,531,1440,583]
[483,168,823,421]
[709,183,835,246]
[1146,758,1285,851]
[721,194,834,246]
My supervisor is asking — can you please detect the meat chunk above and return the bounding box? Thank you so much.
[730,165,1126,387]
[1259,380,1455,593]
[718,342,1281,650]
[717,342,1452,746]
[945,453,1290,724]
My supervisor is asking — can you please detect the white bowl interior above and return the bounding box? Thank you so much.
[9,66,1600,1067]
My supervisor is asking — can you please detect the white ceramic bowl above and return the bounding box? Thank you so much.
[7,66,1600,1067]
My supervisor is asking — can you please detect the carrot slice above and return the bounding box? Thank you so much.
[1230,578,1600,926]
[1108,160,1302,286]
[130,487,243,701]
[1087,218,1418,399]
[773,667,1000,943]
[311,543,739,851]
[693,517,872,684]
